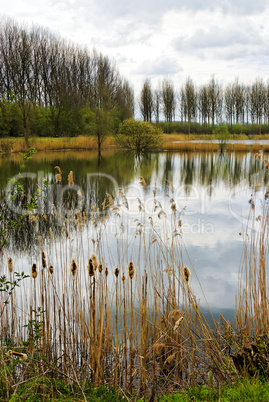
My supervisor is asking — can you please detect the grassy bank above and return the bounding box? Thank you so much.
[1,133,269,154]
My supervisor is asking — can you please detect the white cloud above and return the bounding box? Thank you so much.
[1,0,269,92]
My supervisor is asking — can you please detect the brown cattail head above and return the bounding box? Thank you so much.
[54,166,62,183]
[128,261,135,279]
[70,259,77,276]
[138,176,146,188]
[90,253,98,270]
[68,171,74,187]
[31,263,38,279]
[41,250,47,269]
[114,267,120,278]
[48,265,54,274]
[183,266,191,282]
[98,263,103,273]
[8,257,13,273]
[105,267,109,277]
[88,258,95,277]
[122,273,126,282]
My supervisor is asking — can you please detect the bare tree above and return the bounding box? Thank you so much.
[162,78,176,132]
[139,79,153,122]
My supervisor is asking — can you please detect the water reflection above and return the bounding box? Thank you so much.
[1,150,268,312]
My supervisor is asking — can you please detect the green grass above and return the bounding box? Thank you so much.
[6,377,269,401]
[159,378,269,402]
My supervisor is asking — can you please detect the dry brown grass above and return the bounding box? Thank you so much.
[1,134,269,154]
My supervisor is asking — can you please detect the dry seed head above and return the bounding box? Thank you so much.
[173,317,184,331]
[122,273,126,282]
[55,173,62,184]
[138,176,146,188]
[183,266,191,282]
[41,250,47,269]
[88,258,95,277]
[68,171,74,187]
[98,263,103,273]
[164,352,176,366]
[153,343,166,356]
[7,350,27,360]
[31,263,38,279]
[90,253,98,270]
[54,166,62,174]
[70,259,77,276]
[8,257,13,273]
[265,186,269,199]
[168,309,182,323]
[128,261,135,279]
[48,265,54,274]
[105,267,109,277]
[114,267,120,278]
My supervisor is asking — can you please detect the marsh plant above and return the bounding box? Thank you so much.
[0,154,268,400]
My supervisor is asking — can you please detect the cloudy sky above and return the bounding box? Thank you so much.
[1,0,269,99]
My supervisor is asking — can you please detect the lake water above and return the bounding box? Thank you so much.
[1,149,268,321]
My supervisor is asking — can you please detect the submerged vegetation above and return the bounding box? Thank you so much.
[0,149,268,400]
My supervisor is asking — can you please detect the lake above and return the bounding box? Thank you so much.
[0,149,268,322]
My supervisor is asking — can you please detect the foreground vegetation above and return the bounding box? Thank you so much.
[0,149,268,400]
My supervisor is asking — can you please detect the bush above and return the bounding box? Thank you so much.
[116,118,163,153]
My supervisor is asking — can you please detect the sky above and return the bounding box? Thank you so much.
[1,0,269,102]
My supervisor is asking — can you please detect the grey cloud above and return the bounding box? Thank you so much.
[173,26,264,51]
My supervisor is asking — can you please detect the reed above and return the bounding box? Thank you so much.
[1,159,268,400]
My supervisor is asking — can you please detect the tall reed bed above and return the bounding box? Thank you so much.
[1,161,267,399]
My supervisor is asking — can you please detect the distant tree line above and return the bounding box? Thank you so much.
[139,77,269,134]
[0,18,134,142]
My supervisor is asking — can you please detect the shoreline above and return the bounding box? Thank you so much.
[1,134,269,154]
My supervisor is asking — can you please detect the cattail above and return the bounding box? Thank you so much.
[48,265,54,274]
[90,253,98,270]
[265,186,269,199]
[138,176,146,188]
[55,173,62,183]
[31,264,38,279]
[183,266,191,282]
[105,267,109,277]
[173,317,184,331]
[68,171,74,187]
[128,261,135,279]
[41,250,47,269]
[122,273,126,282]
[70,259,77,276]
[88,258,95,277]
[168,309,182,323]
[8,257,13,273]
[54,166,62,183]
[7,350,27,360]
[98,263,103,273]
[114,267,120,278]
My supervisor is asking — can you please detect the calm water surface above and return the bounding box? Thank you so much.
[1,150,268,319]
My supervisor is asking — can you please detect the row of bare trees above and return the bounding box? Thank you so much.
[139,77,269,133]
[0,18,134,139]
